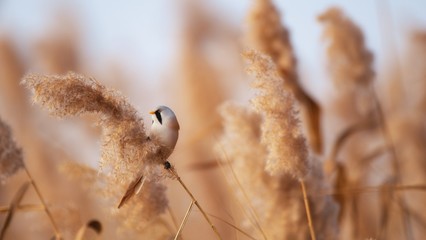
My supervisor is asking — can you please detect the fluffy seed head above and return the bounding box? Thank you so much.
[247,0,323,154]
[244,50,309,180]
[247,0,298,89]
[0,118,24,183]
[61,161,168,236]
[22,72,166,184]
[318,7,374,88]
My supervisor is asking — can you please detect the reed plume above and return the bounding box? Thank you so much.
[318,6,377,174]
[244,50,309,180]
[217,101,338,240]
[61,161,170,238]
[318,7,382,238]
[0,118,24,184]
[383,31,426,238]
[22,72,168,184]
[22,72,170,225]
[318,7,375,117]
[247,0,323,153]
[319,7,419,239]
[214,50,338,240]
[318,7,374,89]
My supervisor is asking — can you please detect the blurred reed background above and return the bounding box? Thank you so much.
[1,0,426,239]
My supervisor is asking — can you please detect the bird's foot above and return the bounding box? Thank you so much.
[164,161,171,169]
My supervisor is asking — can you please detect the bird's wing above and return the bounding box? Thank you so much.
[117,174,145,209]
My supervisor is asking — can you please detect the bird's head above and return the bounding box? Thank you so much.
[149,106,180,131]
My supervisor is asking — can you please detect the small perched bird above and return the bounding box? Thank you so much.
[118,106,180,208]
[148,106,180,152]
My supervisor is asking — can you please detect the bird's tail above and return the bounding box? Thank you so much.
[117,174,146,208]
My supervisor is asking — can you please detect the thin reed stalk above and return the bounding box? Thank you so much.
[168,167,223,240]
[378,185,392,239]
[316,184,426,198]
[216,148,267,240]
[0,204,45,213]
[371,90,400,177]
[174,201,194,240]
[396,196,426,229]
[300,179,316,240]
[168,205,179,231]
[1,182,30,240]
[328,119,376,163]
[207,213,258,240]
[24,167,61,239]
[216,156,266,239]
[226,162,267,239]
[371,88,414,240]
[350,194,360,238]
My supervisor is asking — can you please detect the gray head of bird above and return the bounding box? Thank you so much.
[149,106,180,150]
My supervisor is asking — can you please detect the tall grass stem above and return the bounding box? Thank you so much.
[168,168,223,240]
[24,167,61,239]
[174,201,194,240]
[300,179,316,240]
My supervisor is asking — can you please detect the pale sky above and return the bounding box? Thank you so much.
[1,0,425,95]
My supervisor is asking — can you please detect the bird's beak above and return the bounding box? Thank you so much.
[149,110,156,115]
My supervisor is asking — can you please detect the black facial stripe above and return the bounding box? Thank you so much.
[155,110,162,124]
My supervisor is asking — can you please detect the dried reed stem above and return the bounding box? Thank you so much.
[361,146,389,164]
[168,205,179,231]
[174,201,194,240]
[371,91,400,179]
[168,167,222,240]
[329,119,376,163]
[214,144,267,239]
[350,195,360,238]
[316,184,426,198]
[212,145,266,239]
[396,197,426,229]
[247,0,323,153]
[24,167,61,239]
[0,204,45,213]
[378,186,391,239]
[220,158,267,240]
[371,89,414,240]
[207,213,258,240]
[1,182,30,240]
[300,179,316,240]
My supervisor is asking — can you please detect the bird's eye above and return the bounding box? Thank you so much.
[155,110,162,124]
